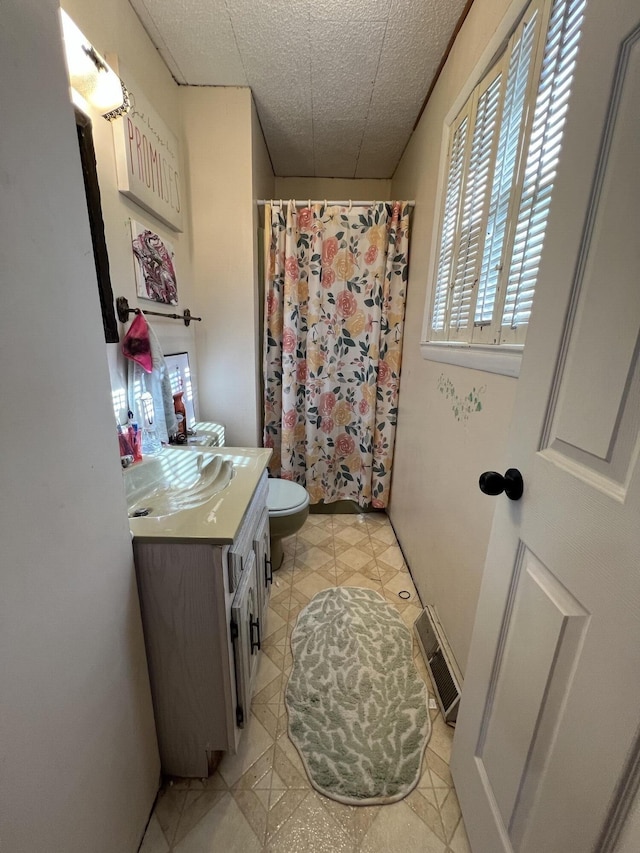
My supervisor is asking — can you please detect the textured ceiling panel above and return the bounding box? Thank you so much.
[310,19,386,128]
[128,0,185,81]
[129,0,469,178]
[229,0,313,159]
[371,0,464,108]
[313,117,368,178]
[309,0,392,22]
[354,111,415,178]
[131,0,247,85]
[261,112,315,177]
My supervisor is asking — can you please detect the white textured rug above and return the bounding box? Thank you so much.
[286,587,431,805]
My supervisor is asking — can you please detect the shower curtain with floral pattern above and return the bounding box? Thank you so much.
[263,201,410,508]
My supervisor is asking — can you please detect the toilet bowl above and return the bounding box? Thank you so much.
[267,479,310,569]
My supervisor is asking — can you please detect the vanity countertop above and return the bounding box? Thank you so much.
[127,446,272,545]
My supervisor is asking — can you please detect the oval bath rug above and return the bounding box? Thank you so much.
[285,586,431,805]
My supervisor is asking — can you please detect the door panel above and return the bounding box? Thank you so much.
[231,552,258,728]
[253,507,271,627]
[451,2,640,851]
[548,28,640,485]
[479,548,589,832]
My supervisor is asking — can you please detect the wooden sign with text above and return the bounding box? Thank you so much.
[112,76,183,232]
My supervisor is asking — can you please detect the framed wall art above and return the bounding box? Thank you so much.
[130,219,178,306]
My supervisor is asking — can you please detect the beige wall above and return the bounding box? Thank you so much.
[390,0,520,673]
[252,102,276,437]
[182,87,272,446]
[0,2,159,850]
[274,177,392,201]
[63,0,199,424]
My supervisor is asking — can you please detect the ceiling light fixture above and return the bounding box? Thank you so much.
[60,10,130,120]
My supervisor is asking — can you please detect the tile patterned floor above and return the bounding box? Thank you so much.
[140,512,471,853]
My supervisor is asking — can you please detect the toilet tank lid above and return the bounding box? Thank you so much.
[267,479,310,513]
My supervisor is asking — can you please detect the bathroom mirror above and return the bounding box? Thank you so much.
[74,109,119,343]
[166,351,196,428]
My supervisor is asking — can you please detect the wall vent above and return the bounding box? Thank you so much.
[414,605,462,726]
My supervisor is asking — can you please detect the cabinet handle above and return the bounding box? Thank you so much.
[265,556,273,586]
[250,615,261,653]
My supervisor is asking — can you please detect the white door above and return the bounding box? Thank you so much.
[451,1,640,851]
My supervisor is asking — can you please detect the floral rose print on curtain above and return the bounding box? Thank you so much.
[263,201,410,508]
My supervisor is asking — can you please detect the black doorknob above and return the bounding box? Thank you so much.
[479,468,523,501]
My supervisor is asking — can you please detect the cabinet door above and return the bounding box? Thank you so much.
[230,551,260,728]
[227,471,269,593]
[253,507,272,628]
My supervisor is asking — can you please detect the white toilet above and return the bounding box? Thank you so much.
[267,479,310,569]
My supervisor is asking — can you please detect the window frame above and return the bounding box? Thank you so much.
[420,0,559,377]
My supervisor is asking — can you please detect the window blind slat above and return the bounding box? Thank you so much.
[475,13,538,326]
[431,116,469,332]
[428,0,586,347]
[502,0,586,332]
[449,72,503,334]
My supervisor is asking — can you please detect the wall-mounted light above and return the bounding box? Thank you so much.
[60,10,130,120]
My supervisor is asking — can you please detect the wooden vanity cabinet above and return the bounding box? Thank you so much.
[133,471,271,778]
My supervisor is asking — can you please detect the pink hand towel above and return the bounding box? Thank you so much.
[122,312,152,373]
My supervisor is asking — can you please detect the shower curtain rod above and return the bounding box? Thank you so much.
[257,199,415,207]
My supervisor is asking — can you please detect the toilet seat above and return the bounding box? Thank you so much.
[268,479,310,517]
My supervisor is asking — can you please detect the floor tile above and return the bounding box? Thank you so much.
[254,653,282,695]
[428,713,454,765]
[265,791,355,853]
[319,798,380,844]
[405,788,447,843]
[439,786,463,842]
[142,510,468,853]
[360,800,447,853]
[272,740,308,788]
[335,544,375,570]
[153,786,187,846]
[298,524,334,547]
[174,792,262,853]
[333,525,370,546]
[334,570,384,593]
[262,608,286,640]
[383,570,419,601]
[218,714,274,788]
[376,544,406,570]
[231,788,268,844]
[368,525,398,545]
[266,789,307,838]
[449,814,472,853]
[292,571,336,599]
[295,544,334,570]
[173,789,227,847]
[139,815,170,853]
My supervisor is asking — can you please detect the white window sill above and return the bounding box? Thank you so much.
[419,341,522,378]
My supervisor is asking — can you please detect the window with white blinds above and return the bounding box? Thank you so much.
[427,0,586,350]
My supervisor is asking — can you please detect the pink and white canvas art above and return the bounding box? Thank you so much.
[130,219,178,305]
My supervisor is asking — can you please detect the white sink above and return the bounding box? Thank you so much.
[124,448,233,518]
